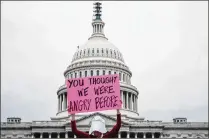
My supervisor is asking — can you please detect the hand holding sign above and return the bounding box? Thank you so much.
[66,74,121,114]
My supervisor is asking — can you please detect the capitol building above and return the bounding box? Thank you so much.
[1,2,208,139]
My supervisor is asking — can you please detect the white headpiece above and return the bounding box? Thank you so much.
[89,116,107,135]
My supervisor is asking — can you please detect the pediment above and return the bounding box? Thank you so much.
[66,112,129,126]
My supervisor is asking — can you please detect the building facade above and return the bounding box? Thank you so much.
[1,2,208,138]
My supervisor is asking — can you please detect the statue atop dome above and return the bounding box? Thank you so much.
[93,2,102,21]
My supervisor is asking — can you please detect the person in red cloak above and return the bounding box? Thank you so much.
[71,109,121,138]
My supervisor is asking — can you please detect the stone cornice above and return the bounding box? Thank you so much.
[163,127,209,130]
[64,64,132,77]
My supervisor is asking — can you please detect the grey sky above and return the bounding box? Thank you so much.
[1,1,208,122]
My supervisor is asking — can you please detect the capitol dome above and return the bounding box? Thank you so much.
[54,2,139,119]
[71,37,125,64]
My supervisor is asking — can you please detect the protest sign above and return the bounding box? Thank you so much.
[66,74,121,114]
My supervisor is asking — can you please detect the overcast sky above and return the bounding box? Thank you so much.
[1,1,208,122]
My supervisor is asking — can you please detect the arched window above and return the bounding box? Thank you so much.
[97,70,99,75]
[102,49,104,53]
[85,71,87,77]
[123,74,125,81]
[91,70,93,76]
[79,71,82,77]
[103,70,105,75]
[92,49,94,54]
[84,49,86,55]
[114,71,116,75]
[97,49,99,53]
[109,71,111,75]
[75,72,77,78]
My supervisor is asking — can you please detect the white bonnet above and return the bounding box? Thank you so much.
[89,116,107,134]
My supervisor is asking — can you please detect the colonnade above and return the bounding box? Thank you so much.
[93,23,104,34]
[58,93,67,112]
[57,90,138,113]
[32,132,76,138]
[32,131,162,138]
[120,90,138,112]
[118,132,162,138]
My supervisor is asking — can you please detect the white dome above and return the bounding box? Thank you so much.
[81,37,118,50]
[71,37,124,63]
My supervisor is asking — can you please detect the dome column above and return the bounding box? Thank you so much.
[136,96,138,112]
[130,92,133,110]
[60,95,62,111]
[126,92,129,109]
[133,94,135,111]
[63,93,67,110]
[121,90,124,108]
[58,95,60,112]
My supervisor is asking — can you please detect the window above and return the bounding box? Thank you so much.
[79,72,82,77]
[110,50,112,55]
[84,50,85,55]
[97,70,99,76]
[88,49,90,55]
[80,50,82,55]
[71,74,73,78]
[85,71,87,77]
[119,73,121,81]
[102,49,104,53]
[97,49,99,53]
[91,70,93,76]
[106,49,108,54]
[92,49,94,53]
[103,70,105,75]
[109,71,111,75]
[114,72,116,75]
[75,73,77,78]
